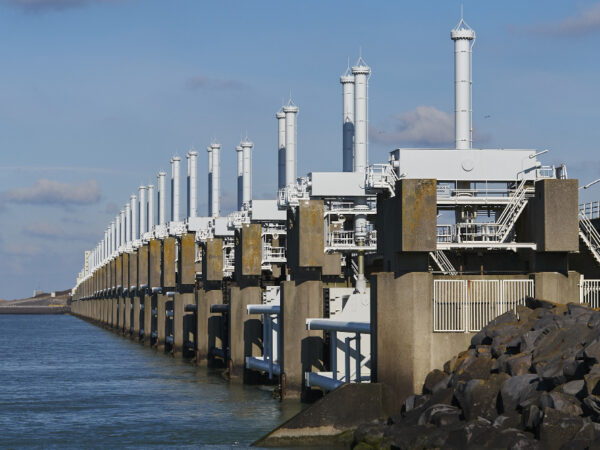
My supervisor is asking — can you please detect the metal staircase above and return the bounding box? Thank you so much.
[366,164,399,196]
[430,250,458,275]
[495,179,532,242]
[579,213,600,266]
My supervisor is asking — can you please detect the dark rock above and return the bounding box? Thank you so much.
[491,353,511,373]
[451,354,494,384]
[585,367,600,395]
[584,395,600,416]
[521,404,543,431]
[537,355,571,388]
[563,359,588,381]
[431,374,451,394]
[500,374,540,413]
[423,369,447,394]
[417,403,462,426]
[454,373,509,421]
[539,407,585,450]
[527,297,557,310]
[557,379,586,398]
[471,329,492,346]
[384,423,450,449]
[506,352,532,376]
[585,339,600,363]
[401,394,429,415]
[588,311,600,329]
[493,413,522,429]
[520,329,544,353]
[353,421,387,447]
[491,333,521,357]
[539,391,583,417]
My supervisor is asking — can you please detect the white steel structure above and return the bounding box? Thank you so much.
[139,185,147,236]
[352,58,370,173]
[171,157,181,223]
[283,102,298,187]
[276,111,286,190]
[236,144,244,210]
[210,143,221,217]
[241,139,253,208]
[188,150,198,218]
[340,68,355,172]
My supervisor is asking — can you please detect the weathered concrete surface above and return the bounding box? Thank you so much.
[534,270,580,304]
[148,239,161,289]
[155,293,167,351]
[254,383,386,448]
[287,200,325,270]
[196,287,223,364]
[179,233,196,286]
[132,296,141,339]
[235,224,262,278]
[281,279,324,398]
[163,237,176,288]
[143,293,152,346]
[229,286,262,380]
[203,238,223,282]
[138,244,149,289]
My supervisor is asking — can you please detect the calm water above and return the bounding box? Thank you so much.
[0,315,302,448]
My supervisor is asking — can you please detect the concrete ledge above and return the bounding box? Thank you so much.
[253,383,386,447]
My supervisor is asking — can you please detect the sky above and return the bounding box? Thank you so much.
[0,0,599,299]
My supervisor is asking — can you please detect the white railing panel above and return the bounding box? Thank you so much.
[581,280,600,309]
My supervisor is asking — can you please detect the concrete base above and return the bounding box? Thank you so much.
[143,294,152,346]
[534,270,580,304]
[229,285,262,381]
[155,293,167,351]
[196,287,223,365]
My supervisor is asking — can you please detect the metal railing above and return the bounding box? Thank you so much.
[581,279,600,309]
[430,250,457,275]
[579,213,600,265]
[262,245,286,263]
[245,303,280,379]
[433,279,534,332]
[581,201,600,220]
[304,318,371,391]
[326,229,377,251]
[365,163,398,196]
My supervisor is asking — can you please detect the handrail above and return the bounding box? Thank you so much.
[305,318,370,334]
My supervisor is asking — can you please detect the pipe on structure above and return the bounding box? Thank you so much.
[210,143,221,217]
[188,151,198,218]
[115,215,121,251]
[171,156,181,223]
[276,111,286,190]
[352,59,370,173]
[451,18,476,150]
[120,210,125,247]
[139,186,147,236]
[241,139,253,207]
[283,103,299,187]
[157,172,166,226]
[130,194,138,241]
[236,145,243,210]
[147,184,155,231]
[207,146,213,217]
[340,71,355,172]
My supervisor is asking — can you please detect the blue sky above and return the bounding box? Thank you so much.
[1,0,599,299]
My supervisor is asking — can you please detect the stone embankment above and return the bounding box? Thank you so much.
[353,300,600,449]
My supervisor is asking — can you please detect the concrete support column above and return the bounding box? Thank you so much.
[196,287,223,365]
[229,285,262,381]
[117,296,124,330]
[156,293,167,351]
[124,296,132,335]
[281,279,324,399]
[533,271,580,304]
[143,293,152,346]
[133,295,141,340]
[172,293,184,356]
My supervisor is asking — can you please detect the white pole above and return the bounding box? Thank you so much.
[352,59,370,173]
[236,145,243,210]
[115,215,121,251]
[341,72,355,172]
[451,18,475,150]
[147,184,155,231]
[188,151,198,218]
[283,104,298,186]
[130,194,138,241]
[171,156,181,222]
[207,146,213,217]
[125,202,131,244]
[276,111,286,190]
[120,210,125,247]
[211,143,221,217]
[139,185,147,236]
[241,139,253,207]
[157,172,166,226]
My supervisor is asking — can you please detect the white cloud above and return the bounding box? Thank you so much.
[371,106,455,147]
[5,179,101,206]
[527,3,600,37]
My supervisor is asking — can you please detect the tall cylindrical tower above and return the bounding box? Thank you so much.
[171,156,181,222]
[210,143,221,217]
[147,184,155,231]
[276,111,286,190]
[130,194,138,241]
[451,18,476,150]
[340,72,355,172]
[125,202,131,244]
[157,172,166,226]
[120,210,125,247]
[207,146,213,217]
[236,145,243,210]
[188,150,198,218]
[283,103,298,186]
[241,139,253,207]
[115,215,121,251]
[352,59,370,173]
[139,185,147,236]
[110,221,115,254]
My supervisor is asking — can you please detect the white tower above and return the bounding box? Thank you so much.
[236,145,243,210]
[139,185,147,236]
[451,16,476,150]
[157,172,166,226]
[207,146,213,216]
[210,143,221,217]
[115,214,121,251]
[241,139,253,208]
[147,184,155,231]
[119,209,125,247]
[276,111,286,190]
[340,68,355,172]
[125,202,131,244]
[352,57,370,173]
[283,102,298,187]
[130,194,138,241]
[188,150,198,218]
[171,156,181,223]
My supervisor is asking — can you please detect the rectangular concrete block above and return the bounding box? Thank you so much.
[149,239,161,289]
[196,288,223,363]
[163,237,176,288]
[143,294,152,345]
[397,179,437,252]
[203,238,223,282]
[287,200,325,271]
[534,270,580,304]
[130,250,138,290]
[123,253,129,294]
[235,224,262,278]
[179,233,196,286]
[229,286,262,379]
[133,296,141,338]
[156,293,167,350]
[138,245,149,288]
[116,255,123,290]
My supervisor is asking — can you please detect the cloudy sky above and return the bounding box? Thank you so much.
[0,0,599,299]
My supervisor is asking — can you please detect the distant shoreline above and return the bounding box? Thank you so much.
[0,306,70,315]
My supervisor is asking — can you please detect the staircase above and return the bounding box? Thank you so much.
[496,179,532,242]
[580,213,600,266]
[430,250,458,275]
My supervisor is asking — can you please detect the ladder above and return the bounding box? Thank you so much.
[495,179,532,242]
[430,250,458,275]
